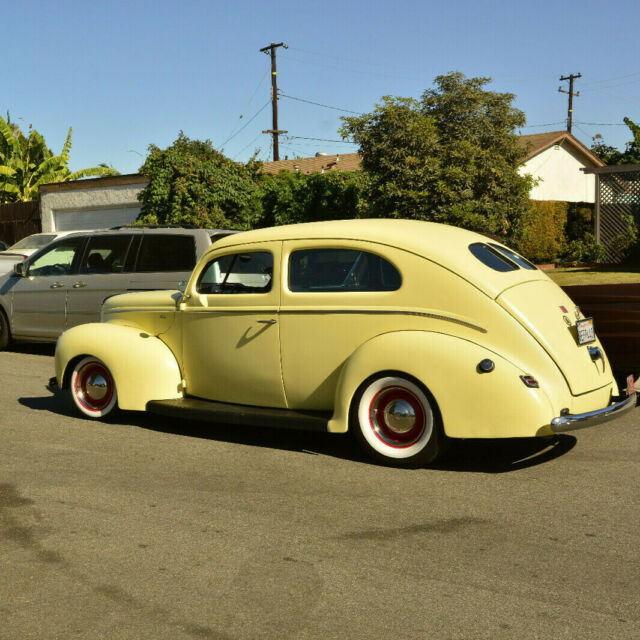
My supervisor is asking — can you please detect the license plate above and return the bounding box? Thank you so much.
[627,375,635,396]
[576,317,595,345]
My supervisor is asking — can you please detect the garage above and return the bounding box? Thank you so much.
[54,206,139,230]
[40,174,149,233]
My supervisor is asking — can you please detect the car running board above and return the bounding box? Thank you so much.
[146,397,331,432]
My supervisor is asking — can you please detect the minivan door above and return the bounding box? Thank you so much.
[65,234,134,329]
[10,236,85,339]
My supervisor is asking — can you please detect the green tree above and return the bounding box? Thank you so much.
[339,72,534,237]
[590,117,640,165]
[0,113,117,202]
[256,170,370,228]
[137,132,262,229]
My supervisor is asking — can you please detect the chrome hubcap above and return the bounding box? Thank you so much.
[383,399,417,434]
[369,386,425,447]
[85,373,108,402]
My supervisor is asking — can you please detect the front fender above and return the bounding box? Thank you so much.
[56,323,182,411]
[328,330,555,438]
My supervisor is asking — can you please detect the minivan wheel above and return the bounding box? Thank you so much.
[0,309,11,350]
[351,375,442,468]
[70,357,118,418]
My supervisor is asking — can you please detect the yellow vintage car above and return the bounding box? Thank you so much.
[53,219,636,467]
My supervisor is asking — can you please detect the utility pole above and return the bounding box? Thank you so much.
[260,42,288,161]
[558,73,581,134]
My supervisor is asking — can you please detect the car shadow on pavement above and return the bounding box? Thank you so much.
[21,392,577,472]
[6,343,56,356]
[433,435,577,473]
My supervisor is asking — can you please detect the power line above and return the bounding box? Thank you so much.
[575,121,629,126]
[233,132,264,160]
[279,93,361,114]
[221,101,270,148]
[521,121,566,129]
[284,135,357,144]
[221,71,270,145]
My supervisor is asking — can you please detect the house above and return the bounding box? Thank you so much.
[261,132,605,204]
[518,131,604,203]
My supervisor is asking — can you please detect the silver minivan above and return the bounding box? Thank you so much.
[0,226,236,348]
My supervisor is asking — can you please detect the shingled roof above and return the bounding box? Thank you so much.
[261,152,362,175]
[261,132,604,175]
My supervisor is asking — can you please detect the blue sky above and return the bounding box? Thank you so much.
[5,0,639,174]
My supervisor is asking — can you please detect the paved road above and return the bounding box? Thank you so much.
[1,346,639,640]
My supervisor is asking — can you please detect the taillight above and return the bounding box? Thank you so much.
[520,375,539,388]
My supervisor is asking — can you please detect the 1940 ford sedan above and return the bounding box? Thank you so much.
[53,219,636,467]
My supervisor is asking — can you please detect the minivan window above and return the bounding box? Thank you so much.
[289,249,402,292]
[80,235,132,273]
[27,237,85,277]
[135,235,196,272]
[468,243,519,272]
[197,252,273,294]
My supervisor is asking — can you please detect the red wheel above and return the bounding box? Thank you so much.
[70,357,118,418]
[353,375,442,467]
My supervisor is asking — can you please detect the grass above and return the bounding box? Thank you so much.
[546,265,640,286]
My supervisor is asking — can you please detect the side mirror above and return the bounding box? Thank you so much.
[13,262,26,277]
[178,280,187,293]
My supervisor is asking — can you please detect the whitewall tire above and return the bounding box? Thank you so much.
[352,375,442,467]
[70,357,118,418]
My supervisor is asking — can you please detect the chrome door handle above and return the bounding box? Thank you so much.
[72,282,87,288]
[257,319,276,325]
[50,282,63,289]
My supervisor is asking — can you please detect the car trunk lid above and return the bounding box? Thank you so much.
[497,280,610,395]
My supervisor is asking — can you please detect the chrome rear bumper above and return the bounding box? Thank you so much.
[551,391,637,433]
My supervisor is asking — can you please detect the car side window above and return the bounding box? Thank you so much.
[135,235,196,272]
[27,237,84,277]
[289,249,401,292]
[79,235,132,274]
[197,252,273,294]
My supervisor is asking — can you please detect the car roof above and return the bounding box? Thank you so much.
[206,219,548,299]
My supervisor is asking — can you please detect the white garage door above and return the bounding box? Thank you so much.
[54,206,141,231]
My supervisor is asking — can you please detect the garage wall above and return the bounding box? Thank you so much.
[40,175,148,232]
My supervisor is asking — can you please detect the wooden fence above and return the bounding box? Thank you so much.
[562,283,640,376]
[0,201,41,245]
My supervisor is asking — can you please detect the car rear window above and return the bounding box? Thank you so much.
[468,243,519,272]
[489,244,537,270]
[289,249,402,292]
[135,234,196,272]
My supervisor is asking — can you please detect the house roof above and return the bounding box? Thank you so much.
[261,153,362,175]
[517,131,605,166]
[261,131,605,175]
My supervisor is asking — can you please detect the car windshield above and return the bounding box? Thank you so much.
[7,234,58,251]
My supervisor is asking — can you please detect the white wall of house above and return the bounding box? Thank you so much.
[519,141,596,203]
[40,181,146,232]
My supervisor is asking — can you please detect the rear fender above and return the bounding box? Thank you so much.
[56,323,182,411]
[328,331,555,438]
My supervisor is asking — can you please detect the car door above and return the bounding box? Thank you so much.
[279,240,404,410]
[65,234,134,329]
[181,242,285,408]
[10,236,86,339]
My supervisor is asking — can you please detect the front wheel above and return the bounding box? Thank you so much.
[351,375,443,468]
[70,357,118,418]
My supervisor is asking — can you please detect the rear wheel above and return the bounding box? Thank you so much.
[70,357,118,418]
[0,308,11,350]
[351,375,442,468]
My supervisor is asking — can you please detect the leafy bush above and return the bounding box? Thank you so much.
[514,200,568,263]
[255,170,370,228]
[137,132,261,229]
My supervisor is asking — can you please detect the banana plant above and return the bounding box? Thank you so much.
[0,113,118,202]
